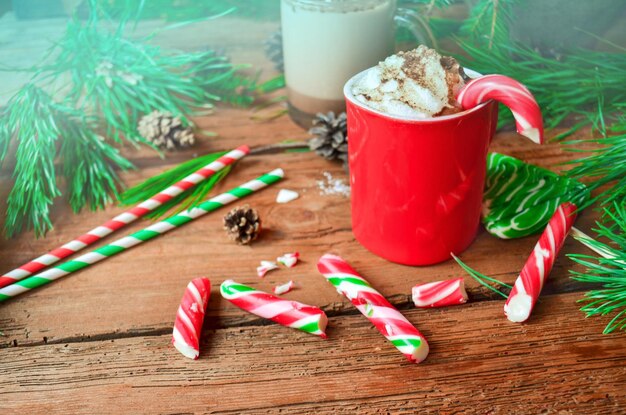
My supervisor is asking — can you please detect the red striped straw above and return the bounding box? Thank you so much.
[0,145,250,288]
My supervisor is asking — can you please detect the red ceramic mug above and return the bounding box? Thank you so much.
[344,69,499,266]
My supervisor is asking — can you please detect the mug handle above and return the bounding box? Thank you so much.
[394,7,437,48]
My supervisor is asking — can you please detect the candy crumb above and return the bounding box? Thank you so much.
[274,280,295,295]
[317,172,350,197]
[277,252,300,268]
[276,189,300,204]
[257,260,278,278]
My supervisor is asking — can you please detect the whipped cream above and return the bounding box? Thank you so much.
[351,46,467,118]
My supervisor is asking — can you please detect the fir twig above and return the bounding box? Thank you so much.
[60,120,134,213]
[34,13,233,144]
[1,4,277,237]
[569,203,626,334]
[0,85,131,237]
[460,0,517,50]
[451,254,512,299]
[118,151,231,219]
[565,113,626,210]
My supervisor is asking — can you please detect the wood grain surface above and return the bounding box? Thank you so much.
[1,293,624,414]
[1,15,624,415]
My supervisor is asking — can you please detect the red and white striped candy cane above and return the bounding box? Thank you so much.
[504,202,578,322]
[412,278,468,308]
[317,254,429,363]
[172,277,212,359]
[457,75,544,144]
[0,145,249,289]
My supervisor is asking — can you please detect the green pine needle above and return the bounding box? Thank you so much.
[34,14,235,144]
[0,4,277,237]
[447,0,626,134]
[118,151,232,219]
[1,86,60,237]
[460,0,517,51]
[0,85,131,238]
[451,253,512,299]
[569,203,626,334]
[566,113,626,211]
[60,123,134,213]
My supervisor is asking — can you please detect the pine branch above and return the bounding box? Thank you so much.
[566,113,626,210]
[33,14,252,145]
[460,0,517,50]
[0,6,278,237]
[118,151,232,219]
[0,85,136,237]
[451,254,512,299]
[1,85,61,237]
[60,117,134,213]
[0,85,131,237]
[569,203,626,334]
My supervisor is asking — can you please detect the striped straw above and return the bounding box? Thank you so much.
[0,168,283,302]
[0,145,250,289]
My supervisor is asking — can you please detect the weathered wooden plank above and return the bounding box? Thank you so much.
[1,292,624,414]
[0,138,602,347]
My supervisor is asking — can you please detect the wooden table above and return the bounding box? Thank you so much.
[1,106,624,413]
[0,16,624,413]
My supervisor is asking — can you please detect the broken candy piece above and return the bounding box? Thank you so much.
[277,252,300,268]
[276,189,299,204]
[274,280,295,295]
[256,260,278,278]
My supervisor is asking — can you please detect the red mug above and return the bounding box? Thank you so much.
[344,69,499,266]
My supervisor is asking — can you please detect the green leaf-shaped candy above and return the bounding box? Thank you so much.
[483,153,589,239]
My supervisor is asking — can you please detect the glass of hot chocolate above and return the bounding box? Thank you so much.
[280,0,429,128]
[344,46,499,266]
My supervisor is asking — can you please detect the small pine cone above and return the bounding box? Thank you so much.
[223,205,261,245]
[138,110,195,151]
[264,29,284,73]
[308,111,348,164]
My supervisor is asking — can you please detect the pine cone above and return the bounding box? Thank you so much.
[264,29,284,73]
[137,110,195,151]
[308,112,348,164]
[223,205,261,245]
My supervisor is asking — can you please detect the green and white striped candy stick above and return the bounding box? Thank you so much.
[0,169,284,303]
[483,153,589,239]
[220,280,328,337]
[317,254,429,363]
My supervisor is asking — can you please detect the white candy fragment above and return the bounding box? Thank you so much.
[276,189,299,204]
[273,280,295,295]
[256,260,278,278]
[277,252,300,268]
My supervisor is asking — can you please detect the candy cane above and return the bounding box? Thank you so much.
[504,202,578,322]
[457,75,544,144]
[172,277,211,359]
[412,278,468,308]
[317,254,429,363]
[220,280,327,338]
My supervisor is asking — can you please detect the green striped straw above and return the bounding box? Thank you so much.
[0,169,284,303]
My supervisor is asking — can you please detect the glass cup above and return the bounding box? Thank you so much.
[280,0,427,128]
